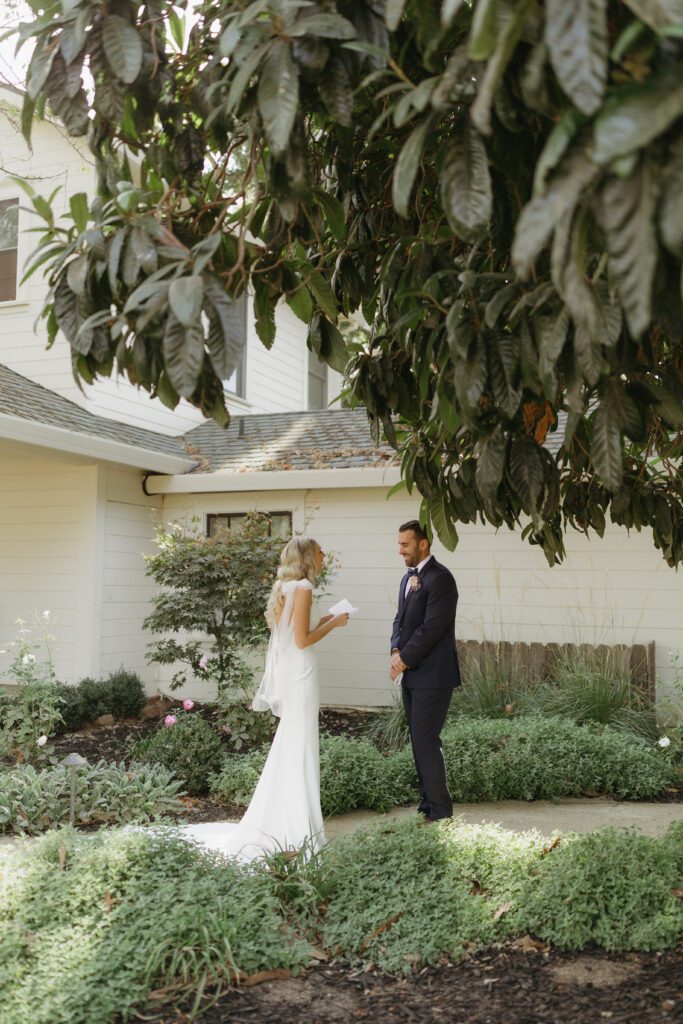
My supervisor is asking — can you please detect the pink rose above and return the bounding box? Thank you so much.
[183,699,194,711]
[164,714,177,727]
[198,656,208,670]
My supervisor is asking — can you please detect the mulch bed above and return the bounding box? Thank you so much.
[134,946,683,1024]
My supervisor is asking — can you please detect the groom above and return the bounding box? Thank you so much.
[390,520,461,821]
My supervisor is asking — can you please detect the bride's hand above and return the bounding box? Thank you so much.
[318,614,334,626]
[333,613,350,628]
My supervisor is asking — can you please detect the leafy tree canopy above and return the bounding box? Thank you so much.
[15,0,683,566]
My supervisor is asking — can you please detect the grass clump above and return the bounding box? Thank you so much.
[131,713,224,796]
[0,828,311,1024]
[0,761,184,835]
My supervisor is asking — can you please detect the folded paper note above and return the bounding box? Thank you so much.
[328,598,359,617]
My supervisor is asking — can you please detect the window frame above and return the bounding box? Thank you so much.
[206,511,293,539]
[224,291,248,399]
[307,348,328,410]
[0,196,19,304]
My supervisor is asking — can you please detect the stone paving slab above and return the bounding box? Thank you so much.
[2,798,681,861]
[325,798,683,841]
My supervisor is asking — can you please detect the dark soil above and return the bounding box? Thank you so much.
[134,946,683,1024]
[49,705,377,765]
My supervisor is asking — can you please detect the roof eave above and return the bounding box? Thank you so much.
[143,465,402,494]
[0,412,195,473]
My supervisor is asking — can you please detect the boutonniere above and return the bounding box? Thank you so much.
[408,575,422,592]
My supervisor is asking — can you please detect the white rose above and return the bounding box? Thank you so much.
[22,654,36,665]
[657,736,671,749]
[43,610,50,620]
[37,735,48,747]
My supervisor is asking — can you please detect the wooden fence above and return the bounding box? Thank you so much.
[455,640,656,701]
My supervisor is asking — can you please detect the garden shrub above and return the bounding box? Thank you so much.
[316,817,683,972]
[210,735,416,816]
[517,825,683,951]
[212,717,673,814]
[441,716,674,802]
[0,760,184,835]
[107,670,146,720]
[55,671,147,732]
[318,817,542,971]
[0,828,311,1024]
[132,713,224,795]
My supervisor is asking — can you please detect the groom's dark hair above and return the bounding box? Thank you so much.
[399,520,429,543]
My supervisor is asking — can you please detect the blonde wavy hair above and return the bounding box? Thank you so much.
[265,536,320,628]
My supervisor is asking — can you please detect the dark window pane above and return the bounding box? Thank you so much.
[0,249,17,302]
[0,198,18,302]
[207,512,292,539]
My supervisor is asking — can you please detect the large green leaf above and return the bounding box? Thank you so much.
[393,115,433,219]
[253,278,277,349]
[318,55,353,126]
[169,276,204,328]
[102,15,143,84]
[621,0,683,31]
[470,0,534,135]
[258,40,299,156]
[512,141,599,278]
[290,13,356,38]
[593,67,683,165]
[591,395,623,492]
[658,136,683,258]
[163,315,204,399]
[545,0,607,116]
[428,491,459,551]
[475,424,506,503]
[439,121,492,241]
[203,276,246,380]
[508,435,545,517]
[598,159,656,338]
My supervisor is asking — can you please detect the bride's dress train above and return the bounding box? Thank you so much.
[180,579,325,862]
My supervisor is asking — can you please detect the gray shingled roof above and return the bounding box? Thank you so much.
[0,364,189,460]
[184,408,397,473]
[1,363,567,474]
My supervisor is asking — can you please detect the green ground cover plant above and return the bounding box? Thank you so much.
[212,716,674,812]
[316,818,683,972]
[131,713,224,796]
[2,818,680,1023]
[0,829,311,1024]
[0,761,184,836]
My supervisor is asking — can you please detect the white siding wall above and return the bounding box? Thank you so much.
[0,451,100,685]
[160,486,683,707]
[99,466,162,689]
[0,90,205,435]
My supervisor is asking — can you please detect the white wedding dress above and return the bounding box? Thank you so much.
[180,579,326,862]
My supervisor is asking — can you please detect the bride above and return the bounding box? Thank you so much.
[182,536,349,861]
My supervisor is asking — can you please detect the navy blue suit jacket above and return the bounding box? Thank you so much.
[390,557,461,690]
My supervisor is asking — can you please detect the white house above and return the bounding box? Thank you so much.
[1,83,682,708]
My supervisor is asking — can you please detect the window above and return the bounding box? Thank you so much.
[0,198,19,302]
[207,512,292,540]
[308,349,328,409]
[223,292,248,398]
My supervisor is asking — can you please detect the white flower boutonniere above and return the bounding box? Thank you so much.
[408,575,422,593]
